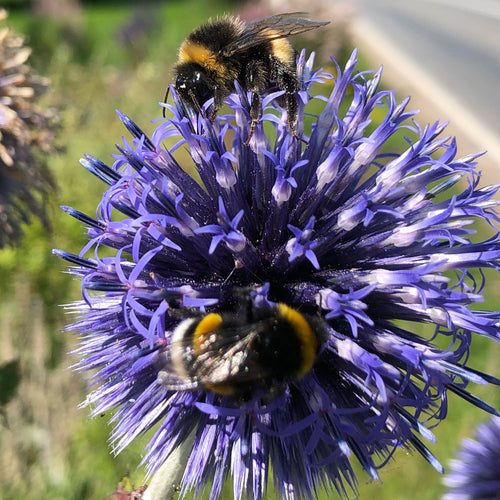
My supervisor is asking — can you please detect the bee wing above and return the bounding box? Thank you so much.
[157,369,201,391]
[222,13,330,57]
[157,322,278,391]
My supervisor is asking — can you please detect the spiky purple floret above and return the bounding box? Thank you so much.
[55,50,500,499]
[443,416,500,499]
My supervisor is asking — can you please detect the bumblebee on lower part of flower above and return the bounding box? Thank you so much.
[157,303,326,402]
[168,13,329,144]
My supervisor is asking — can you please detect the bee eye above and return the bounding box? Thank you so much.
[176,69,213,109]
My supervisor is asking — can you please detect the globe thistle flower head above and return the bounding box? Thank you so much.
[55,49,500,499]
[443,416,500,500]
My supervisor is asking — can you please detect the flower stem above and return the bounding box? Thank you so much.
[143,430,196,500]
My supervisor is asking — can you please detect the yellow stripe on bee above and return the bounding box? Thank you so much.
[192,312,234,395]
[252,27,294,64]
[204,383,235,395]
[270,38,295,65]
[277,303,317,378]
[193,313,223,354]
[178,40,228,78]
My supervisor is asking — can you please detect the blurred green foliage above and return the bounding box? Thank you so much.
[0,1,499,499]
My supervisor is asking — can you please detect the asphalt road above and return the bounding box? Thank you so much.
[351,0,500,179]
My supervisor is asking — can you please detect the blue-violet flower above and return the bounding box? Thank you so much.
[55,50,500,499]
[443,416,500,499]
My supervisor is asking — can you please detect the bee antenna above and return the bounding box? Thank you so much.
[162,87,170,118]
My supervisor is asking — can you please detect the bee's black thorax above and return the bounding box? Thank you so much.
[187,16,242,55]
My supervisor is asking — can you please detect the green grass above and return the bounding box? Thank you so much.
[1,2,499,499]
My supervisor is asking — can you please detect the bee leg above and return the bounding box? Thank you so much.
[274,60,307,144]
[209,106,218,122]
[284,91,305,143]
[209,90,223,122]
[245,91,261,146]
[243,59,266,146]
[290,125,307,144]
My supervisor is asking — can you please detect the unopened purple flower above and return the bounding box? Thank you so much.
[443,416,500,499]
[55,50,500,499]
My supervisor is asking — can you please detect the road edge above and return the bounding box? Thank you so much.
[350,16,500,185]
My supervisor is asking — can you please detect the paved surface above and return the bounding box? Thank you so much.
[350,0,500,183]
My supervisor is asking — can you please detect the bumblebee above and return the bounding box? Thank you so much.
[170,13,329,144]
[157,303,326,401]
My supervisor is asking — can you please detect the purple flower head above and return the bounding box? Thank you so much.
[55,50,500,499]
[443,416,500,499]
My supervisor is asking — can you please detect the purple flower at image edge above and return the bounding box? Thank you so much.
[54,49,500,500]
[443,416,500,500]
